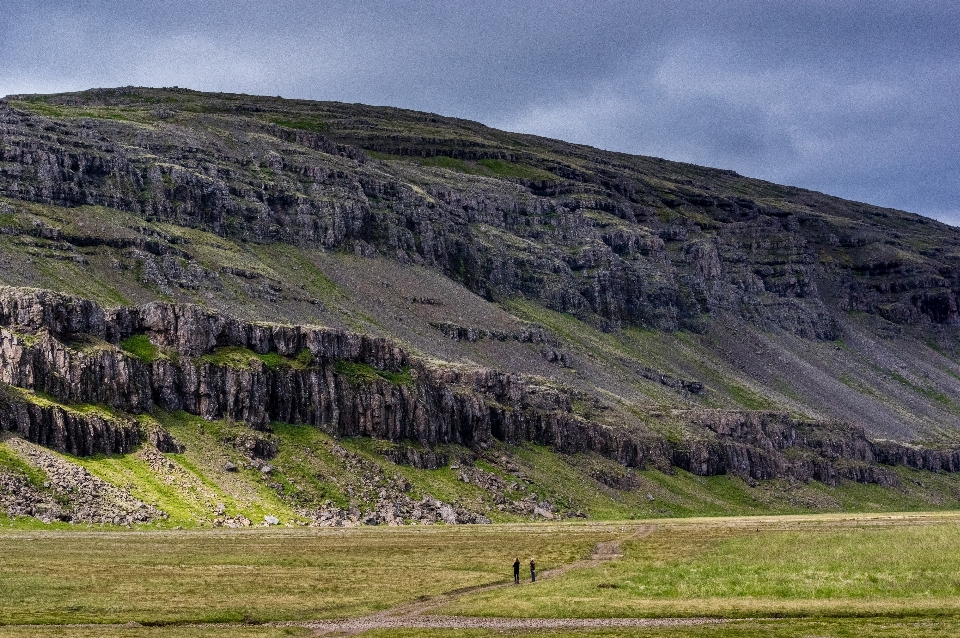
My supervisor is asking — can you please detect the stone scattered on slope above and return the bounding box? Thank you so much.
[3,437,166,524]
[0,466,65,522]
[297,444,492,526]
[148,426,185,453]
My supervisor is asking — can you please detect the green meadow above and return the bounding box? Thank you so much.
[442,514,960,620]
[0,513,959,636]
[0,524,607,626]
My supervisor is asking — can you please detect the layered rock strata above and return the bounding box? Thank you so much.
[1,286,957,487]
[3,89,958,336]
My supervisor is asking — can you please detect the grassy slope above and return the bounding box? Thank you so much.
[5,407,960,532]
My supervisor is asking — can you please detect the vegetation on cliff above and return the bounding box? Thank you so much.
[1,87,960,523]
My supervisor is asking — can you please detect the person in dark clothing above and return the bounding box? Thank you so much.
[530,558,536,582]
[513,557,520,584]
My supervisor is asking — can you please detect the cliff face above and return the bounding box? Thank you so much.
[0,396,140,457]
[2,87,960,517]
[1,88,958,338]
[1,287,956,488]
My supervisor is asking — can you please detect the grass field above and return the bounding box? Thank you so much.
[0,524,607,626]
[1,514,960,636]
[442,513,960,620]
[5,619,960,638]
[339,620,960,637]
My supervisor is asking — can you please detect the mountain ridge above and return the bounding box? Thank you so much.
[1,86,960,525]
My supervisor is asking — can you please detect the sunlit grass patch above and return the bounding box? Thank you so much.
[0,443,47,487]
[333,360,413,386]
[269,115,328,133]
[119,334,159,362]
[197,346,313,371]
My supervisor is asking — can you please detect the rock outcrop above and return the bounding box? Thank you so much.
[0,396,140,456]
[3,88,958,336]
[1,286,958,488]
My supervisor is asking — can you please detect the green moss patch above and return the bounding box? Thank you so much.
[333,360,413,386]
[120,334,159,363]
[420,156,475,173]
[198,346,314,371]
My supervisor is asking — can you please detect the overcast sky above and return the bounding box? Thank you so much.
[2,1,958,223]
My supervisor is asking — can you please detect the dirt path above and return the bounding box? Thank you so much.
[289,523,726,636]
[357,523,656,620]
[1,523,728,635]
[300,614,725,633]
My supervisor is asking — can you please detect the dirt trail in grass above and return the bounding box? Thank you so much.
[338,524,655,620]
[300,614,725,633]
[1,523,727,634]
[292,523,722,635]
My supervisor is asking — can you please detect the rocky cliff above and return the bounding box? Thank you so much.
[2,287,957,490]
[2,87,960,521]
[2,87,958,338]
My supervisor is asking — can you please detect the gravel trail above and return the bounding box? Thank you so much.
[297,524,694,636]
[2,523,724,635]
[299,614,726,634]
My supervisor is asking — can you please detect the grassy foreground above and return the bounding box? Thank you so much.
[0,524,606,626]
[359,622,960,638]
[442,513,960,620]
[1,514,960,637]
[4,619,960,638]
[353,620,960,638]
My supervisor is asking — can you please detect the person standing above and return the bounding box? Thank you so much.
[513,557,520,584]
[530,557,536,583]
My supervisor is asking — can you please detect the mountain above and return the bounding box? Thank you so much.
[1,86,960,527]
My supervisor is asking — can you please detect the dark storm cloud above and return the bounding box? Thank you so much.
[1,1,958,222]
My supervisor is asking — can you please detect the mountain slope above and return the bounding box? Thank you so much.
[1,86,960,524]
